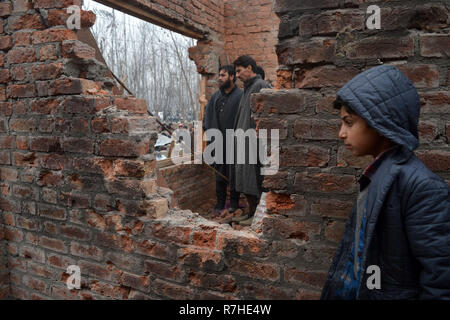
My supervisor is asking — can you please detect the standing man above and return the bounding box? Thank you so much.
[231,55,270,226]
[203,65,243,215]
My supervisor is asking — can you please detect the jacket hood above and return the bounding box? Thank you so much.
[337,65,421,151]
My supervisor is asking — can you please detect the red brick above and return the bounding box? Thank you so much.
[294,171,357,194]
[0,150,10,164]
[7,47,36,64]
[20,245,45,263]
[315,96,339,115]
[61,137,94,154]
[11,0,31,12]
[98,139,150,157]
[110,118,128,133]
[0,102,12,116]
[418,120,440,143]
[89,281,129,299]
[27,262,56,280]
[280,145,329,167]
[39,153,70,170]
[296,66,359,88]
[189,271,236,292]
[4,227,24,242]
[10,118,38,132]
[143,259,185,283]
[253,89,319,115]
[397,64,440,89]
[132,238,171,263]
[277,38,336,65]
[47,253,76,269]
[262,216,321,241]
[8,14,45,30]
[262,171,288,190]
[230,258,279,281]
[13,184,37,200]
[92,117,109,133]
[32,29,77,44]
[40,78,101,96]
[30,98,59,115]
[285,266,327,288]
[114,98,148,114]
[420,34,450,58]
[39,44,59,61]
[324,220,346,243]
[255,118,288,139]
[50,286,79,300]
[31,62,63,80]
[34,0,82,9]
[0,2,12,17]
[146,223,191,245]
[294,119,340,140]
[0,166,18,180]
[13,101,28,115]
[311,199,353,219]
[62,40,96,59]
[59,191,90,208]
[60,224,90,241]
[38,204,66,220]
[7,84,36,98]
[346,35,415,60]
[11,66,27,81]
[78,260,118,282]
[337,145,372,168]
[151,279,195,299]
[0,35,12,50]
[420,91,450,114]
[22,275,47,293]
[192,229,217,249]
[30,136,61,152]
[0,69,10,83]
[85,210,106,231]
[296,288,322,300]
[40,235,67,253]
[416,150,450,172]
[299,9,364,36]
[71,242,103,261]
[274,0,338,13]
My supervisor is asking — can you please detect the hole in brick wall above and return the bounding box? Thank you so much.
[84,1,222,221]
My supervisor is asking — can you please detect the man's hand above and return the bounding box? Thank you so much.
[199,95,207,105]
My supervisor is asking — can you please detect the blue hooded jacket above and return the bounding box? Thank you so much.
[321,65,450,300]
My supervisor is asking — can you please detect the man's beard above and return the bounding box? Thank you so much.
[220,79,232,91]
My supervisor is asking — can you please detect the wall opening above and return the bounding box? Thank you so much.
[83,0,223,221]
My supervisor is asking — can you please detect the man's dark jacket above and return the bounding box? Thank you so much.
[203,86,242,179]
[321,65,450,300]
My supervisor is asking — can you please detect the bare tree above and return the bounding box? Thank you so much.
[85,0,201,123]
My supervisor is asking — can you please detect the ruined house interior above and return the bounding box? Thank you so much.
[0,0,449,300]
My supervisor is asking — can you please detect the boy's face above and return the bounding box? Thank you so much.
[339,107,384,158]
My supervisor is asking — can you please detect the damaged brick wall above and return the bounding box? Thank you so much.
[251,0,450,297]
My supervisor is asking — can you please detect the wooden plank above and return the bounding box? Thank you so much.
[94,0,205,40]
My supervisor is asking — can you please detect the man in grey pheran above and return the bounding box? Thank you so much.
[231,55,270,226]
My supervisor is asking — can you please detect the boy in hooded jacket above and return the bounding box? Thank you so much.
[321,65,450,300]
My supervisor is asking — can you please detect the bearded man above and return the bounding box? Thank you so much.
[203,65,243,214]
